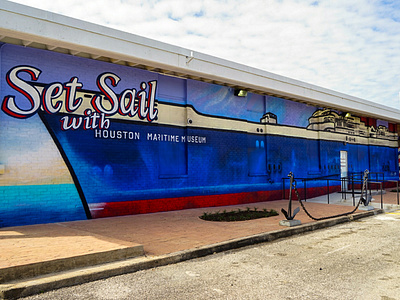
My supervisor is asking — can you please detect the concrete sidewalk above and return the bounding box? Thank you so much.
[1,189,398,299]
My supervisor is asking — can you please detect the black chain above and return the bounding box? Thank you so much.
[290,171,369,221]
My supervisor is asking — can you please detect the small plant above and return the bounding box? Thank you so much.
[199,207,279,222]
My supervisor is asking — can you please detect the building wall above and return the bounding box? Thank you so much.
[0,43,398,227]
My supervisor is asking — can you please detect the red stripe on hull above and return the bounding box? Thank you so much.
[90,186,341,219]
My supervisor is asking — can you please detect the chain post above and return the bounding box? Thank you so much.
[286,170,370,221]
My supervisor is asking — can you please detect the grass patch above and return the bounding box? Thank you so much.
[200,207,279,222]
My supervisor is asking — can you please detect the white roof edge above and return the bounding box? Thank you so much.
[1,0,399,123]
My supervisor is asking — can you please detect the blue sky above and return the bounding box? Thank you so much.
[10,0,400,109]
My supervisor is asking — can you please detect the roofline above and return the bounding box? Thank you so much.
[1,0,399,123]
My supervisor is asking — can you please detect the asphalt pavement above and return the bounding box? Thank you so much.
[1,189,399,299]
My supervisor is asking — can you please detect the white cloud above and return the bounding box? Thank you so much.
[9,0,400,109]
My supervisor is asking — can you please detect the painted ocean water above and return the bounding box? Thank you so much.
[0,184,87,228]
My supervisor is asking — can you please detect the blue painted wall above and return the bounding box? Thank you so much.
[0,43,398,227]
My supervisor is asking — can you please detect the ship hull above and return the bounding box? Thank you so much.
[40,110,398,218]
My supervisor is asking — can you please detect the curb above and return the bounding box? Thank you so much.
[0,209,383,300]
[0,245,144,284]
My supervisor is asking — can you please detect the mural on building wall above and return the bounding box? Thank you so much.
[0,43,398,227]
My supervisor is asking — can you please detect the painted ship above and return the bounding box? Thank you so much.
[1,45,398,224]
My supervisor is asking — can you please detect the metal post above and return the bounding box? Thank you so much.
[380,182,383,209]
[327,179,330,204]
[397,181,399,205]
[304,180,307,202]
[351,175,355,206]
[288,176,293,216]
[340,178,343,200]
